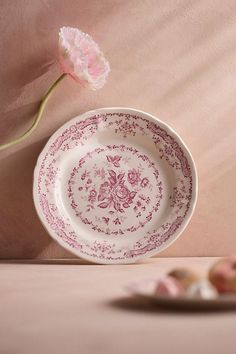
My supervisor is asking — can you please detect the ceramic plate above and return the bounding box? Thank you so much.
[33,107,197,264]
[126,279,236,310]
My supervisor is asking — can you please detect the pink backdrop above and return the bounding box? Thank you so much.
[0,0,235,259]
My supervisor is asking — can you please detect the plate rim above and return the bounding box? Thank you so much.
[33,106,198,264]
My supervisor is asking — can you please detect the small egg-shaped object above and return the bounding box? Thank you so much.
[168,268,201,290]
[187,280,218,299]
[208,255,236,294]
[155,276,185,297]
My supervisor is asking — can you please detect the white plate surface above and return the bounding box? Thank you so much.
[33,107,197,264]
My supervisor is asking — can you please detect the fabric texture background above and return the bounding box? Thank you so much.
[0,0,235,258]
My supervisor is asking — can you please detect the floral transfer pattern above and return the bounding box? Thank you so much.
[97,170,137,212]
[67,145,162,235]
[35,112,195,262]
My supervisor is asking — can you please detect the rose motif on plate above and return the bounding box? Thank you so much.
[98,170,136,212]
[67,144,163,236]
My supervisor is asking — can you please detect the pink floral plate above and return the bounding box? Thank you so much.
[33,107,197,264]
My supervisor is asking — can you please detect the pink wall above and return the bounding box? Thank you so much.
[0,0,235,258]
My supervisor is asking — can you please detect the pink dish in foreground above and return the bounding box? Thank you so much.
[33,107,197,264]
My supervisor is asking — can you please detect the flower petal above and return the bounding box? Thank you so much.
[59,26,110,90]
[98,202,110,208]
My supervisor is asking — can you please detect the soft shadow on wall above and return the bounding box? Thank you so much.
[0,1,98,258]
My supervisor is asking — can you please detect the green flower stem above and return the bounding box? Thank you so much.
[0,73,67,151]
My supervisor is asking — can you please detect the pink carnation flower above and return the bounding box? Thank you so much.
[0,26,110,151]
[59,26,110,90]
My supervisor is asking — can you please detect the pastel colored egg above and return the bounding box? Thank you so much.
[187,280,218,299]
[155,276,185,297]
[168,268,201,290]
[208,256,236,294]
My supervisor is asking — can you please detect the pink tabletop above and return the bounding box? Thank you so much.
[1,257,235,354]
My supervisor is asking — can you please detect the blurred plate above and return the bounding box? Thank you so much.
[126,278,236,310]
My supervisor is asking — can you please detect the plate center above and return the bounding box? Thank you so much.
[67,144,163,236]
